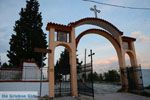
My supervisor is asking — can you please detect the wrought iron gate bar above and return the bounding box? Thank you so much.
[77,63,94,97]
[126,66,144,92]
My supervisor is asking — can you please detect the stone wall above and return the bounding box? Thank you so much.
[0,82,49,96]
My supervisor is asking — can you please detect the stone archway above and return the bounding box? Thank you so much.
[76,29,120,48]
[69,17,123,43]
[126,51,137,67]
[76,29,122,71]
[46,26,77,98]
[70,18,126,70]
[75,28,128,91]
[70,18,128,91]
[46,17,140,98]
[54,45,72,96]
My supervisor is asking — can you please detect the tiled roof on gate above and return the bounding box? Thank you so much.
[46,22,72,32]
[122,36,136,42]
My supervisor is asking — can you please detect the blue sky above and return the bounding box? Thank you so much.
[0,0,150,72]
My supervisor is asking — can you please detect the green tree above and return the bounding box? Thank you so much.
[87,72,103,82]
[54,49,70,82]
[59,49,70,75]
[55,49,83,81]
[54,60,60,81]
[93,72,99,82]
[87,73,92,82]
[99,73,103,81]
[1,63,9,68]
[104,70,120,82]
[7,0,47,67]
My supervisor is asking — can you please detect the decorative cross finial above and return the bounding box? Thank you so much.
[90,5,100,18]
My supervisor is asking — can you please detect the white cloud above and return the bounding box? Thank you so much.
[0,52,8,64]
[0,27,10,53]
[94,56,118,66]
[136,53,150,69]
[93,56,119,73]
[131,31,150,43]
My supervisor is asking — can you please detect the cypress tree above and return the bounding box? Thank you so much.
[59,49,70,75]
[7,0,47,67]
[55,49,82,77]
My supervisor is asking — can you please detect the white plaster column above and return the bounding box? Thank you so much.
[48,28,55,98]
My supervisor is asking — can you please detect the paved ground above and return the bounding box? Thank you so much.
[53,93,150,100]
[53,96,77,100]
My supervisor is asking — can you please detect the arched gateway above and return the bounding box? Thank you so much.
[46,17,142,98]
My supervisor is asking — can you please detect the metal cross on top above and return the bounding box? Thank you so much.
[90,5,100,18]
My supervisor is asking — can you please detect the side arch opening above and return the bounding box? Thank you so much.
[76,29,122,94]
[54,45,72,97]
